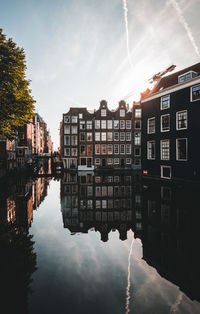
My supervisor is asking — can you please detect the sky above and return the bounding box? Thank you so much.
[0,0,200,149]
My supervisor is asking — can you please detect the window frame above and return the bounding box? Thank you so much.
[147,141,155,160]
[161,114,170,132]
[176,138,188,161]
[147,117,155,134]
[176,110,187,130]
[190,84,200,102]
[161,95,170,110]
[160,139,170,160]
[161,165,171,179]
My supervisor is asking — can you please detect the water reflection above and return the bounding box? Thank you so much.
[0,176,50,314]
[60,171,142,242]
[0,173,200,313]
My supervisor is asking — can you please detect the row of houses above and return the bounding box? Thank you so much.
[60,62,200,182]
[0,113,54,176]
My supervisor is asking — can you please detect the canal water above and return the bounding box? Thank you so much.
[0,172,199,314]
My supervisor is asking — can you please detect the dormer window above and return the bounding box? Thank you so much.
[178,71,197,83]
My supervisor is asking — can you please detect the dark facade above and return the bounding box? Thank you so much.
[141,62,200,181]
[141,179,200,301]
[60,100,133,170]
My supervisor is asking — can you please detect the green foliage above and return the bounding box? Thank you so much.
[0,28,35,139]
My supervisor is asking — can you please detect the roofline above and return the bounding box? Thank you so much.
[141,75,200,103]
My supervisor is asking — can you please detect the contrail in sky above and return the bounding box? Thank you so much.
[122,0,134,70]
[125,234,134,314]
[169,0,200,57]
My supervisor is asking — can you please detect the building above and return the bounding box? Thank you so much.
[60,100,133,171]
[141,62,200,181]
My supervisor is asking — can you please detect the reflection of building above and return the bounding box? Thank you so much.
[60,171,142,241]
[0,177,50,229]
[141,62,200,181]
[60,100,133,170]
[142,180,200,302]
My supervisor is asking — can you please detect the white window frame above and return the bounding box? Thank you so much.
[95,132,100,141]
[161,165,171,179]
[126,132,131,141]
[161,95,170,110]
[95,120,100,129]
[71,116,78,123]
[114,144,119,154]
[64,115,70,123]
[114,158,119,165]
[176,138,188,161]
[120,109,125,117]
[101,120,106,129]
[126,144,131,154]
[120,120,125,129]
[176,110,187,130]
[190,84,200,102]
[135,109,142,118]
[120,132,125,141]
[178,71,197,83]
[160,139,170,160]
[114,120,119,129]
[126,120,131,129]
[161,114,170,132]
[147,141,155,160]
[107,120,113,129]
[147,117,155,134]
[101,109,107,117]
[114,132,119,141]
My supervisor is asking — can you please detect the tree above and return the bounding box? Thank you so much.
[0,28,35,139]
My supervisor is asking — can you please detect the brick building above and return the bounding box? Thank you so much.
[60,100,133,170]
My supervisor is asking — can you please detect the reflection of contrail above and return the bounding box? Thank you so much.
[170,292,183,313]
[169,0,200,57]
[125,234,134,314]
[122,0,134,70]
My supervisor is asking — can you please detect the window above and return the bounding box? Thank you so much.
[64,135,70,145]
[80,133,85,141]
[80,158,86,165]
[71,116,78,123]
[101,144,107,154]
[147,141,155,159]
[101,109,106,117]
[64,148,70,156]
[114,132,119,141]
[95,158,101,165]
[126,144,131,154]
[87,145,92,155]
[120,120,125,129]
[134,132,141,145]
[114,144,119,154]
[87,121,92,129]
[161,114,170,132]
[191,85,200,101]
[71,135,78,145]
[87,200,93,209]
[96,200,101,208]
[87,158,92,167]
[147,117,155,134]
[120,109,125,117]
[107,144,113,154]
[135,109,141,118]
[134,147,141,156]
[71,148,77,156]
[101,120,106,129]
[107,132,112,141]
[95,132,100,141]
[95,144,100,155]
[87,133,92,141]
[126,132,131,141]
[80,121,86,130]
[176,111,187,130]
[64,115,70,123]
[101,132,106,141]
[95,120,100,129]
[114,120,119,129]
[114,158,119,164]
[87,186,93,196]
[120,144,125,154]
[178,71,197,83]
[64,125,70,134]
[126,120,131,129]
[135,120,141,129]
[80,145,86,155]
[176,138,187,160]
[120,132,125,141]
[161,95,170,110]
[71,126,78,134]
[96,186,101,197]
[79,113,83,119]
[161,140,170,160]
[126,158,131,164]
[161,166,171,179]
[107,158,113,165]
[107,120,112,129]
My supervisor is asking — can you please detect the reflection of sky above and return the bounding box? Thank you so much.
[29,180,200,314]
